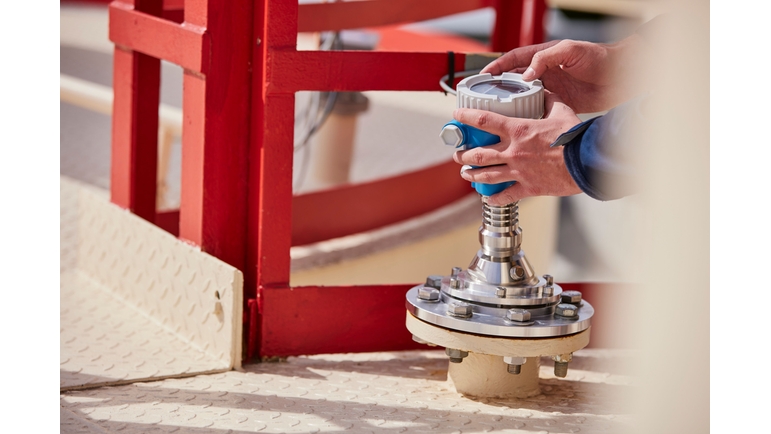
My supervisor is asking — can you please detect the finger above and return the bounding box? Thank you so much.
[523,40,579,81]
[453,108,510,136]
[481,40,560,75]
[453,144,508,167]
[460,165,515,185]
[486,183,527,206]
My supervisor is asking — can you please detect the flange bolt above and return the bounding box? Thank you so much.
[449,277,461,289]
[505,308,531,322]
[417,287,440,302]
[447,302,473,318]
[503,356,526,375]
[446,348,469,363]
[544,274,554,286]
[555,303,578,318]
[560,290,582,305]
[552,353,572,378]
[425,275,442,289]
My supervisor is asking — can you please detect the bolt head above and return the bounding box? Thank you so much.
[417,287,440,301]
[449,277,461,289]
[447,302,473,318]
[505,308,531,322]
[555,303,578,318]
[425,275,442,289]
[451,266,462,277]
[560,290,582,304]
[495,287,507,298]
[440,125,464,148]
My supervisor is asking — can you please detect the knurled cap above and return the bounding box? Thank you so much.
[456,72,544,119]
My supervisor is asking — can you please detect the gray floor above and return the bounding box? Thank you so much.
[60,3,642,283]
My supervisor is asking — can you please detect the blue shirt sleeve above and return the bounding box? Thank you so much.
[549,14,667,201]
[552,97,646,201]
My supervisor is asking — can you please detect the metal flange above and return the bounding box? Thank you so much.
[405,283,594,338]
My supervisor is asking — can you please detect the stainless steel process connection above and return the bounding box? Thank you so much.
[406,72,594,381]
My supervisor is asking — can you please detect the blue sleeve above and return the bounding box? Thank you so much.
[551,97,646,201]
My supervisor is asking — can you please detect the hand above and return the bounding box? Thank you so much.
[453,91,583,206]
[481,36,645,113]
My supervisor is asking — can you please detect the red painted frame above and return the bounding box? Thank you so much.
[107,0,548,362]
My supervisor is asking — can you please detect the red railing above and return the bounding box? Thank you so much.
[107,0,548,361]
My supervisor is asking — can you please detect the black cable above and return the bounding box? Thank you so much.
[446,51,455,96]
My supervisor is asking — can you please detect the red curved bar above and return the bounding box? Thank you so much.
[292,160,474,246]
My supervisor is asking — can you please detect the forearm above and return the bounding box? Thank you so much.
[555,97,647,201]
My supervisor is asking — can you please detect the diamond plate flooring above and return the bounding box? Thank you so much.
[61,349,637,433]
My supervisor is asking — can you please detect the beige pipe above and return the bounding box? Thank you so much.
[306,112,358,189]
[448,353,541,398]
[305,92,369,190]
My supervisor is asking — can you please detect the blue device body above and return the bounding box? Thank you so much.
[443,120,514,196]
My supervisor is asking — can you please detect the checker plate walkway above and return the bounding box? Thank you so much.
[61,349,636,433]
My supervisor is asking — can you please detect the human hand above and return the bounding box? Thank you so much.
[481,36,644,113]
[452,91,583,206]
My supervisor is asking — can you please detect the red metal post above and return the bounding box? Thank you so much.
[177,0,253,270]
[506,0,546,49]
[518,0,547,46]
[110,0,162,223]
[244,0,297,359]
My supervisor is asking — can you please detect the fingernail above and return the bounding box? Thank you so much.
[523,67,535,80]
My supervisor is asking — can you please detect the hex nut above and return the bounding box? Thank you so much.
[417,287,440,302]
[505,308,531,322]
[424,275,442,289]
[445,347,469,363]
[544,274,554,286]
[447,302,473,318]
[503,356,526,366]
[451,267,462,277]
[555,303,578,318]
[495,287,507,298]
[449,277,461,289]
[560,290,582,304]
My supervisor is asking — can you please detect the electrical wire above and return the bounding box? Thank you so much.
[439,69,483,95]
[293,30,342,192]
